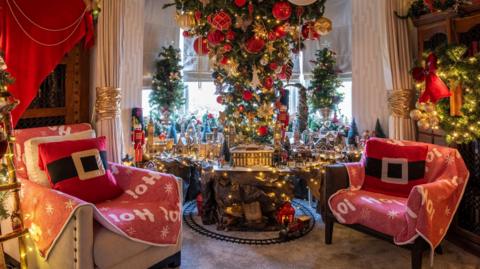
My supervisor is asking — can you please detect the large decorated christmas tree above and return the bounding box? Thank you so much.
[168,0,330,143]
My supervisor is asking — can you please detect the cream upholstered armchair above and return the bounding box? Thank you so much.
[3,124,181,269]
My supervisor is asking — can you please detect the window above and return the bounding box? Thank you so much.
[142,30,352,121]
[141,82,223,118]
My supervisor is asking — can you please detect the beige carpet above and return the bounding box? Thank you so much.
[180,214,480,269]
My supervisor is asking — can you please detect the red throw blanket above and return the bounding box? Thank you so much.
[328,140,469,265]
[20,163,181,258]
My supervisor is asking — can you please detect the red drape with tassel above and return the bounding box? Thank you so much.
[0,0,94,126]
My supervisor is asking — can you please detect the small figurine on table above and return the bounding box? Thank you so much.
[132,123,145,163]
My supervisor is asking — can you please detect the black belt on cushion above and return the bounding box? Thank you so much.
[46,150,108,184]
[365,157,425,181]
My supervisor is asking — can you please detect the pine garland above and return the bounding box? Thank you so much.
[308,48,343,111]
[413,44,480,144]
[149,45,186,122]
[396,0,463,19]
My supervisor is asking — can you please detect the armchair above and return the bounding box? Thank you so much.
[324,138,469,269]
[3,124,182,269]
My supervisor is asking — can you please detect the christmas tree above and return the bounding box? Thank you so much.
[308,48,343,111]
[347,118,359,146]
[169,0,330,144]
[149,45,186,122]
[374,118,386,138]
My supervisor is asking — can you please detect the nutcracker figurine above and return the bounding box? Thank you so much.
[132,123,145,163]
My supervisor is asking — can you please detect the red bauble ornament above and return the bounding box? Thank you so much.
[220,56,229,65]
[269,62,278,70]
[223,43,232,52]
[243,90,253,101]
[207,29,225,45]
[209,11,232,31]
[272,2,292,21]
[195,11,202,21]
[245,36,265,54]
[216,96,223,104]
[302,22,320,40]
[234,0,247,7]
[263,76,274,89]
[274,25,286,38]
[183,30,190,37]
[226,30,236,41]
[238,105,245,112]
[257,126,268,136]
[194,37,210,55]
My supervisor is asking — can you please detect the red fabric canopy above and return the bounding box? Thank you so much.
[0,0,94,126]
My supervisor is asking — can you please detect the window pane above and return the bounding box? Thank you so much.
[337,80,352,121]
[186,82,223,115]
[142,89,152,117]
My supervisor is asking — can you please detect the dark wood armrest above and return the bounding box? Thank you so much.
[319,164,350,218]
[325,164,349,198]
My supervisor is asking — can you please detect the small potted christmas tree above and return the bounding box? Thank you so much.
[149,45,186,125]
[308,48,343,120]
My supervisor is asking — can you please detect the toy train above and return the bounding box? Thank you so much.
[278,215,311,241]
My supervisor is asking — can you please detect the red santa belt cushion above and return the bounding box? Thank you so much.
[38,137,123,203]
[362,138,428,198]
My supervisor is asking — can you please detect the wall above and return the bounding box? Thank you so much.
[351,0,390,133]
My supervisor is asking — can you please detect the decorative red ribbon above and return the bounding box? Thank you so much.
[411,53,450,103]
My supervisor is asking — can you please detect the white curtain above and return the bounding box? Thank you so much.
[91,0,125,162]
[303,0,352,79]
[91,0,144,160]
[385,0,416,141]
[144,0,179,85]
[351,0,390,133]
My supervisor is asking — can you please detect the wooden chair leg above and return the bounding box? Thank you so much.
[411,239,425,269]
[325,215,334,244]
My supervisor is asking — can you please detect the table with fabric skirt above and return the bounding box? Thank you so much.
[142,157,210,201]
[200,165,325,231]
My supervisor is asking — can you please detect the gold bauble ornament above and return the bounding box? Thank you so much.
[409,109,423,120]
[175,12,196,30]
[417,118,430,130]
[314,17,332,35]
